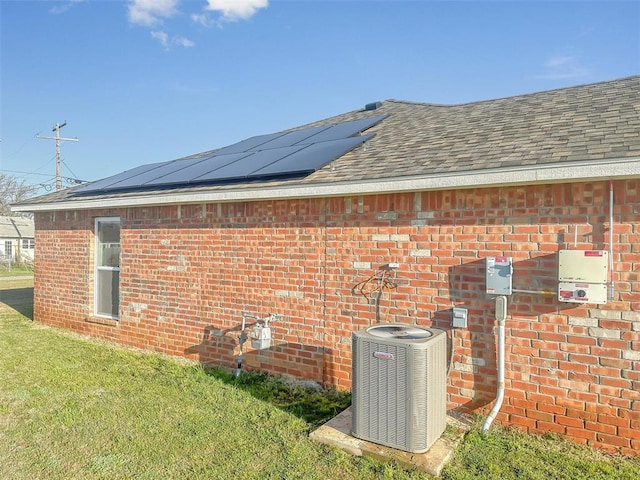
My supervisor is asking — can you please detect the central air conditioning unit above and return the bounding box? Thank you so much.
[352,324,446,453]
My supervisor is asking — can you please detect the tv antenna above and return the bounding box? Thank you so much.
[36,121,79,191]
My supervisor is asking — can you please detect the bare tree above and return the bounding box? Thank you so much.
[0,173,37,216]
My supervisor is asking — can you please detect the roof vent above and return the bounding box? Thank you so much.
[364,101,382,111]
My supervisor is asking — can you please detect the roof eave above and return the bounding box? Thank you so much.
[12,157,640,213]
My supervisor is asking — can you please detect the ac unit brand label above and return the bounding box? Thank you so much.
[373,352,394,360]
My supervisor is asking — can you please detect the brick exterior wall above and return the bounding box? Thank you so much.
[34,179,639,455]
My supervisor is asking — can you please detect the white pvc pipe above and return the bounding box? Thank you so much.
[609,180,615,300]
[482,296,507,433]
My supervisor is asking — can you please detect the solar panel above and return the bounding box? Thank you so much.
[192,145,307,183]
[295,115,385,144]
[144,151,254,187]
[254,124,332,150]
[212,132,286,155]
[250,135,372,178]
[74,114,386,194]
[104,158,213,191]
[74,160,174,193]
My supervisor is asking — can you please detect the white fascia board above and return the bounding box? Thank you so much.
[12,157,640,213]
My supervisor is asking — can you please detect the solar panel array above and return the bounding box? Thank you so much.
[75,115,386,194]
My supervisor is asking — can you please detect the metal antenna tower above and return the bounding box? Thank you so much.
[36,122,79,191]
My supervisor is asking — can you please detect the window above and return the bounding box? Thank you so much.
[4,241,12,259]
[95,218,120,318]
[21,239,35,249]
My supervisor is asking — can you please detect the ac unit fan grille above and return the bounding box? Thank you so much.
[359,341,410,448]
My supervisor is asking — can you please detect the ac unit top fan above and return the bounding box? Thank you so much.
[364,324,434,340]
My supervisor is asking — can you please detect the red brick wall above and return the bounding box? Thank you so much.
[34,180,640,455]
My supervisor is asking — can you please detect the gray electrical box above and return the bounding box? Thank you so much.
[452,307,468,328]
[486,256,513,295]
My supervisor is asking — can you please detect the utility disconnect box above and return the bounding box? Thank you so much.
[558,250,608,304]
[486,257,513,295]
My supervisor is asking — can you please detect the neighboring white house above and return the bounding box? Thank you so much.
[0,216,35,266]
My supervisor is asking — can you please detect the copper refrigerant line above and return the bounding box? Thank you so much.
[352,265,399,324]
[352,265,398,298]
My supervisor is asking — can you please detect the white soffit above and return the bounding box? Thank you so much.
[12,157,640,212]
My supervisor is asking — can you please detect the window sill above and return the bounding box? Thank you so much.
[86,316,119,327]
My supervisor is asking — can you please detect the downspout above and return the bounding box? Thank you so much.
[609,180,615,300]
[482,295,507,433]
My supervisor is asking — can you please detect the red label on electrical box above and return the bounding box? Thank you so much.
[495,256,508,263]
[584,251,603,257]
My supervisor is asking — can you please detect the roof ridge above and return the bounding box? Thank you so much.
[385,75,640,108]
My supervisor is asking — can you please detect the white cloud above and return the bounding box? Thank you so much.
[199,0,269,24]
[151,30,170,48]
[151,30,195,50]
[191,12,213,27]
[128,0,180,27]
[50,0,88,15]
[537,54,590,80]
[129,0,266,49]
[174,36,195,48]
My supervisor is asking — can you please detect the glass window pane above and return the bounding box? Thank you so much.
[96,218,121,318]
[97,220,120,267]
[98,221,120,243]
[97,269,119,317]
[99,245,121,267]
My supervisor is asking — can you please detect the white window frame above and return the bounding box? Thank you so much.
[94,217,120,319]
[21,239,35,249]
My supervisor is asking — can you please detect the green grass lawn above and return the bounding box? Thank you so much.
[0,264,34,277]
[1,288,638,479]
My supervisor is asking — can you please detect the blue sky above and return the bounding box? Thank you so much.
[1,0,638,193]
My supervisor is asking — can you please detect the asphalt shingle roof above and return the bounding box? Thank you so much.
[0,216,34,238]
[16,75,640,207]
[302,75,639,183]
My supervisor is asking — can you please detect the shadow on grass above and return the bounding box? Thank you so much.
[204,367,351,429]
[0,287,34,319]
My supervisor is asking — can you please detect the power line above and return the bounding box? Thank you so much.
[1,166,86,187]
[1,136,37,160]
[61,158,81,181]
[36,121,79,191]
[37,175,83,192]
[0,169,55,178]
[31,154,58,175]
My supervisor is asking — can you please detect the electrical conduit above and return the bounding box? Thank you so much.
[609,180,615,300]
[482,295,507,433]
